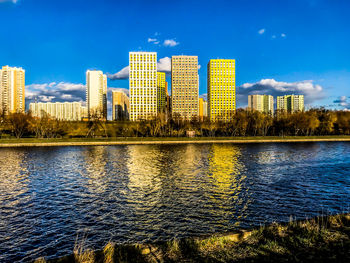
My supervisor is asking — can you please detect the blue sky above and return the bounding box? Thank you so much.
[0,0,349,110]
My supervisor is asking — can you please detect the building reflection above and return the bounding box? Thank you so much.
[0,149,28,209]
[207,144,249,227]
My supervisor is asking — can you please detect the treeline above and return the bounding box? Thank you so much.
[0,109,350,139]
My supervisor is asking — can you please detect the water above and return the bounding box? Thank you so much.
[0,142,349,262]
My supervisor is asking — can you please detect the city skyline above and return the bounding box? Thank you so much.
[0,0,349,111]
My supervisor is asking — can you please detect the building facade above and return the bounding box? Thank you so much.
[157,72,167,113]
[171,55,199,119]
[277,95,304,113]
[207,59,235,121]
[0,66,25,114]
[29,102,84,121]
[86,70,107,120]
[129,52,157,121]
[248,94,274,115]
[112,90,130,121]
[198,98,208,120]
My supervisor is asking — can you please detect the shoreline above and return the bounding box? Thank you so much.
[37,213,350,263]
[1,136,350,147]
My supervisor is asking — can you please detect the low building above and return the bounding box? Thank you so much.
[277,95,304,113]
[29,102,85,121]
[248,95,274,115]
[112,90,130,121]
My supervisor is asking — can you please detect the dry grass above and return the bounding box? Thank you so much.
[42,213,350,263]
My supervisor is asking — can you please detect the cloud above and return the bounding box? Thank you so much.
[258,28,265,35]
[281,33,286,38]
[26,82,86,105]
[0,0,18,3]
[333,96,350,109]
[157,57,171,74]
[148,38,157,43]
[163,39,179,47]
[238,79,325,105]
[107,66,129,80]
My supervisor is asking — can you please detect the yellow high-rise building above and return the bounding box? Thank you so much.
[0,66,25,114]
[86,70,107,120]
[277,95,304,113]
[112,90,130,121]
[248,94,274,115]
[207,59,235,121]
[29,102,84,121]
[198,97,208,120]
[129,52,157,121]
[171,55,199,119]
[157,72,167,113]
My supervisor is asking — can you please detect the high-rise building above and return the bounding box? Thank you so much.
[86,70,107,119]
[29,102,84,121]
[277,95,304,113]
[112,90,130,121]
[171,55,199,119]
[129,52,157,121]
[0,66,25,114]
[198,97,208,120]
[157,72,167,113]
[207,59,235,121]
[248,94,274,115]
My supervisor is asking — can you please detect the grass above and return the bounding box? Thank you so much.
[35,213,350,263]
[1,135,350,145]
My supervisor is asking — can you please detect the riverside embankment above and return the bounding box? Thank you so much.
[1,136,350,147]
[39,213,350,263]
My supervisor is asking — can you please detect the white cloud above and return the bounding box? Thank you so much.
[281,33,286,38]
[26,82,86,104]
[163,39,179,47]
[258,28,265,35]
[148,38,158,43]
[333,96,350,109]
[238,79,325,105]
[157,57,171,73]
[107,66,129,80]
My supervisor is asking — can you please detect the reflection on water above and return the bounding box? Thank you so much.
[0,142,349,262]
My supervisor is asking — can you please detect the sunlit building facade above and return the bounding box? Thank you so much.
[86,70,107,120]
[29,102,84,121]
[0,66,25,114]
[171,55,199,119]
[277,95,304,113]
[157,72,167,113]
[112,90,130,121]
[199,98,208,120]
[129,52,157,121]
[207,59,235,121]
[248,94,274,115]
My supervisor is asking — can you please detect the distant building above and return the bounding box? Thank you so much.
[86,70,107,120]
[248,94,274,115]
[198,98,208,120]
[207,59,235,121]
[171,55,199,119]
[112,90,129,121]
[277,95,304,113]
[29,102,85,121]
[129,52,157,121]
[157,72,167,113]
[0,65,25,114]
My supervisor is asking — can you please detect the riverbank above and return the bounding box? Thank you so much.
[35,213,350,263]
[1,136,350,147]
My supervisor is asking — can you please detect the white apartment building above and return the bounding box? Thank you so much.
[86,70,107,119]
[129,52,157,121]
[29,102,85,121]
